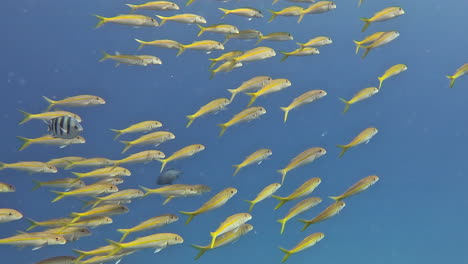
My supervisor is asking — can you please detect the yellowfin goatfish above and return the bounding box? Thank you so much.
[106,233,183,256]
[257,32,293,45]
[197,24,239,37]
[281,90,327,122]
[113,150,165,166]
[337,127,378,157]
[233,148,272,176]
[378,64,407,89]
[32,178,85,191]
[361,31,399,59]
[16,135,85,151]
[119,131,175,154]
[0,209,23,223]
[47,156,85,168]
[72,167,131,180]
[279,47,319,62]
[186,98,230,128]
[360,7,405,32]
[77,251,135,264]
[87,189,144,208]
[70,205,129,224]
[0,233,66,250]
[298,201,346,230]
[43,227,91,242]
[96,178,124,185]
[42,95,105,111]
[329,175,379,200]
[156,14,206,26]
[268,6,304,23]
[297,36,332,48]
[179,187,237,224]
[339,87,379,113]
[227,76,272,103]
[25,218,73,231]
[277,197,321,234]
[223,29,263,45]
[353,31,385,54]
[0,161,57,174]
[447,63,468,88]
[209,51,244,69]
[51,183,118,203]
[245,183,281,212]
[228,47,276,66]
[0,182,15,192]
[140,184,211,205]
[18,110,81,125]
[126,1,179,13]
[72,245,117,260]
[65,216,113,228]
[273,177,321,209]
[279,232,325,262]
[219,8,263,19]
[135,55,162,65]
[209,213,252,248]
[191,224,253,260]
[95,14,158,28]
[246,78,292,107]
[110,120,162,140]
[157,144,205,172]
[298,1,336,23]
[277,147,326,184]
[65,157,115,170]
[135,39,183,54]
[117,214,179,242]
[177,40,224,57]
[218,107,267,136]
[210,61,243,79]
[35,256,77,264]
[99,52,146,67]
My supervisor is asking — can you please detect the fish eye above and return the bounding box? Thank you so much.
[96,97,100,100]
[8,212,12,216]
[230,190,234,194]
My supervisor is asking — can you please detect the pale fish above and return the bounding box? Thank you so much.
[329,175,379,200]
[233,148,272,176]
[280,47,320,62]
[42,95,105,111]
[281,90,327,122]
[156,14,206,26]
[336,127,378,157]
[186,98,230,128]
[272,177,321,209]
[339,87,379,113]
[244,183,281,212]
[218,107,267,136]
[378,64,408,89]
[17,135,85,151]
[95,14,159,28]
[246,78,292,107]
[157,144,205,172]
[227,76,272,102]
[119,131,175,154]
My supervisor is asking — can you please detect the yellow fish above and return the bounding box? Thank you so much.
[18,110,81,125]
[209,51,244,69]
[73,245,116,260]
[209,213,252,248]
[272,177,321,209]
[51,183,118,203]
[245,183,281,212]
[47,156,85,168]
[447,63,468,88]
[113,150,165,166]
[298,1,336,23]
[279,47,319,62]
[329,175,379,200]
[277,197,321,234]
[119,131,175,154]
[210,61,243,79]
[87,189,144,208]
[60,216,112,229]
[135,39,183,54]
[218,8,263,19]
[99,52,146,67]
[71,165,130,180]
[296,36,333,48]
[95,14,159,28]
[43,227,91,242]
[197,24,239,37]
[228,46,276,66]
[246,78,292,107]
[191,224,253,260]
[17,135,85,151]
[361,31,399,59]
[110,121,162,140]
[25,218,72,231]
[0,209,23,223]
[0,233,66,250]
[223,29,263,45]
[218,107,267,136]
[126,1,179,12]
[337,127,378,157]
[0,182,15,193]
[157,144,205,172]
[378,64,407,89]
[42,95,105,111]
[179,187,237,224]
[360,7,405,32]
[227,76,272,103]
[279,232,325,262]
[177,40,224,57]
[156,14,206,26]
[141,184,210,205]
[298,201,346,231]
[339,87,379,113]
[0,161,57,174]
[117,214,179,242]
[353,32,385,54]
[277,147,326,184]
[280,90,327,122]
[32,178,85,191]
[268,6,304,23]
[233,148,272,176]
[186,98,230,128]
[106,233,183,256]
[257,32,294,45]
[65,158,115,170]
[70,205,129,224]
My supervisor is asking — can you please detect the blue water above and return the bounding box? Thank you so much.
[2,0,468,263]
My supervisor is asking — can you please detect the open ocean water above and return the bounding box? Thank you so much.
[2,0,468,263]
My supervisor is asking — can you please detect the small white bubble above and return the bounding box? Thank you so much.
[321,131,327,137]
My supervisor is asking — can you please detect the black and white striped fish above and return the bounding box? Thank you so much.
[47,116,83,139]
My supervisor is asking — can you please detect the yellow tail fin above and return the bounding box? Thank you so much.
[267,10,277,23]
[32,180,42,191]
[244,200,256,212]
[106,240,124,257]
[110,129,122,140]
[186,0,195,6]
[209,59,217,69]
[218,8,230,19]
[176,45,186,57]
[446,75,456,88]
[360,17,371,32]
[42,96,56,111]
[336,144,350,158]
[72,249,89,261]
[16,136,31,151]
[94,15,108,29]
[339,98,351,113]
[186,115,196,128]
[120,141,132,154]
[158,159,168,172]
[18,110,32,125]
[134,39,147,50]
[297,14,305,23]
[378,76,384,89]
[156,15,167,26]
[298,219,312,231]
[191,244,208,260]
[353,40,361,54]
[179,211,197,224]
[227,89,237,103]
[210,232,216,248]
[232,164,242,176]
[277,169,287,184]
[99,51,112,62]
[209,70,216,80]
[125,4,137,13]
[279,247,291,263]
[329,195,342,201]
[162,196,174,205]
[117,229,131,242]
[277,218,287,234]
[246,93,258,107]
[196,24,205,37]
[279,52,289,63]
[25,218,39,231]
[217,123,228,137]
[51,191,66,203]
[272,195,287,210]
[280,107,290,123]
[361,47,371,59]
